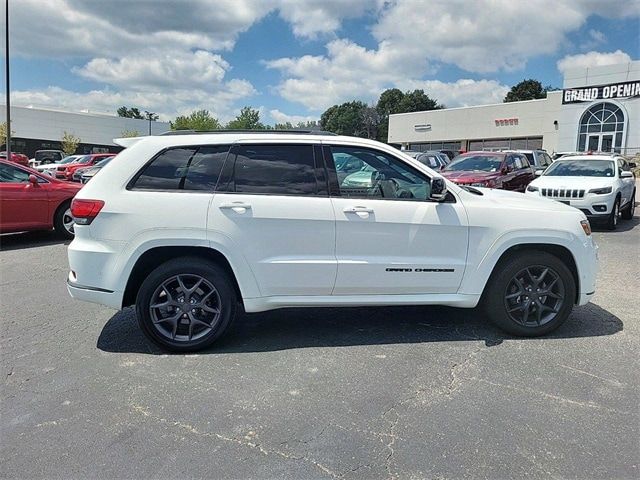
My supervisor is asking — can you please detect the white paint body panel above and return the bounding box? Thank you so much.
[66,133,598,313]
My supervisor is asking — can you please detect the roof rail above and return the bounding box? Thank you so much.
[160,129,337,136]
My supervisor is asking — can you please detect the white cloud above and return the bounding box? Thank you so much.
[9,83,255,123]
[557,50,633,74]
[75,50,231,91]
[276,0,376,38]
[269,109,318,125]
[397,80,510,108]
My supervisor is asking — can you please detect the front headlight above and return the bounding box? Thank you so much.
[580,219,592,236]
[526,185,539,192]
[588,186,612,194]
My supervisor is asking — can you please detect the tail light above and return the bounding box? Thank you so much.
[71,199,104,225]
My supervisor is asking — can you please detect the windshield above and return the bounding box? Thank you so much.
[544,160,615,177]
[95,157,113,167]
[59,156,79,164]
[444,154,503,172]
[72,155,90,164]
[523,153,535,164]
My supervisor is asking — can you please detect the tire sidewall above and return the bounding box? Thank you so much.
[606,198,620,230]
[136,258,237,352]
[483,252,576,337]
[54,201,74,239]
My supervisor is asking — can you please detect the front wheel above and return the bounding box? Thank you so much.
[606,197,620,230]
[136,257,237,352]
[483,252,576,336]
[621,190,636,220]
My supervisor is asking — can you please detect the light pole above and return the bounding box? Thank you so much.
[144,110,156,135]
[5,0,11,160]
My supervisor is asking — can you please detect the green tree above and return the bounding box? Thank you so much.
[0,121,15,149]
[504,79,547,102]
[398,89,441,112]
[375,88,442,141]
[171,110,221,131]
[120,129,141,138]
[274,120,319,130]
[226,106,265,130]
[320,101,368,136]
[117,106,144,119]
[61,131,81,155]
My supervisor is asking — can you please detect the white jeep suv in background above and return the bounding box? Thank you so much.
[67,132,598,352]
[526,154,636,230]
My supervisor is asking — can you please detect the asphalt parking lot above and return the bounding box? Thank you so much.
[1,212,639,479]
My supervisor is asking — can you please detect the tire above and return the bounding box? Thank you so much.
[606,197,620,230]
[483,251,576,337]
[621,189,636,220]
[53,201,75,239]
[135,257,237,352]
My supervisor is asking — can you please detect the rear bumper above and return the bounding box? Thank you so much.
[67,277,122,310]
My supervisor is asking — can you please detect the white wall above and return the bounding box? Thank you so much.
[0,105,170,145]
[388,95,560,152]
[556,61,640,153]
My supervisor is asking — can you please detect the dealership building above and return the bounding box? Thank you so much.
[0,104,170,158]
[389,61,639,156]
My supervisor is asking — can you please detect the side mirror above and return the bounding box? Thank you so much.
[629,162,637,168]
[535,169,545,176]
[501,166,508,175]
[620,171,633,178]
[28,174,39,185]
[429,177,447,202]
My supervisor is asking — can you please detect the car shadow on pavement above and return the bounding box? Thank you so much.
[0,231,70,251]
[97,302,623,355]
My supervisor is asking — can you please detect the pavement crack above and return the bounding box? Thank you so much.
[130,404,340,478]
[475,379,630,414]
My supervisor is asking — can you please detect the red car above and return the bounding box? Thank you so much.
[56,153,115,181]
[0,159,82,238]
[0,151,30,167]
[441,151,535,191]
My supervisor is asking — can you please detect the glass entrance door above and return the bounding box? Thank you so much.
[587,134,615,152]
[601,134,613,152]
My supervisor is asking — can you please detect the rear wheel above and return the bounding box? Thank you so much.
[606,197,620,230]
[136,257,237,352]
[53,201,75,239]
[483,251,575,336]
[621,190,636,220]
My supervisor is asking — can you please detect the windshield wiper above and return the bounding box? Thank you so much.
[459,185,483,195]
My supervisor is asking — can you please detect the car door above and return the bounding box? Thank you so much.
[516,154,535,190]
[0,162,50,231]
[617,158,634,205]
[500,155,519,190]
[325,144,468,295]
[209,142,336,296]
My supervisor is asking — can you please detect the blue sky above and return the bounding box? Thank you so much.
[2,1,639,124]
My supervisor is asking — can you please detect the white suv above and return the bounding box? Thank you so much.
[67,132,598,351]
[526,154,636,230]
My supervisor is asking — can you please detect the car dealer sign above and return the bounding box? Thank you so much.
[562,80,640,104]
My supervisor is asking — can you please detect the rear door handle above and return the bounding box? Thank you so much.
[219,202,252,213]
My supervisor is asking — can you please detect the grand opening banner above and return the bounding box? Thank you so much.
[562,81,640,104]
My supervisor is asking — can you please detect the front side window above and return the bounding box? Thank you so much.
[544,160,615,177]
[217,144,319,196]
[131,145,229,191]
[331,146,430,201]
[0,163,32,183]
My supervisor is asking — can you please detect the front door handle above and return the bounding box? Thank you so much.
[344,206,374,218]
[219,202,252,214]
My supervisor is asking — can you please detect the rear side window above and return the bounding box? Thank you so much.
[131,145,229,191]
[217,144,319,196]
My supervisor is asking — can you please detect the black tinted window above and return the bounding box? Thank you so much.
[218,144,318,195]
[132,146,229,191]
[0,163,30,183]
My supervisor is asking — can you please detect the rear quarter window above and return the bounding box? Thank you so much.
[130,145,230,191]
